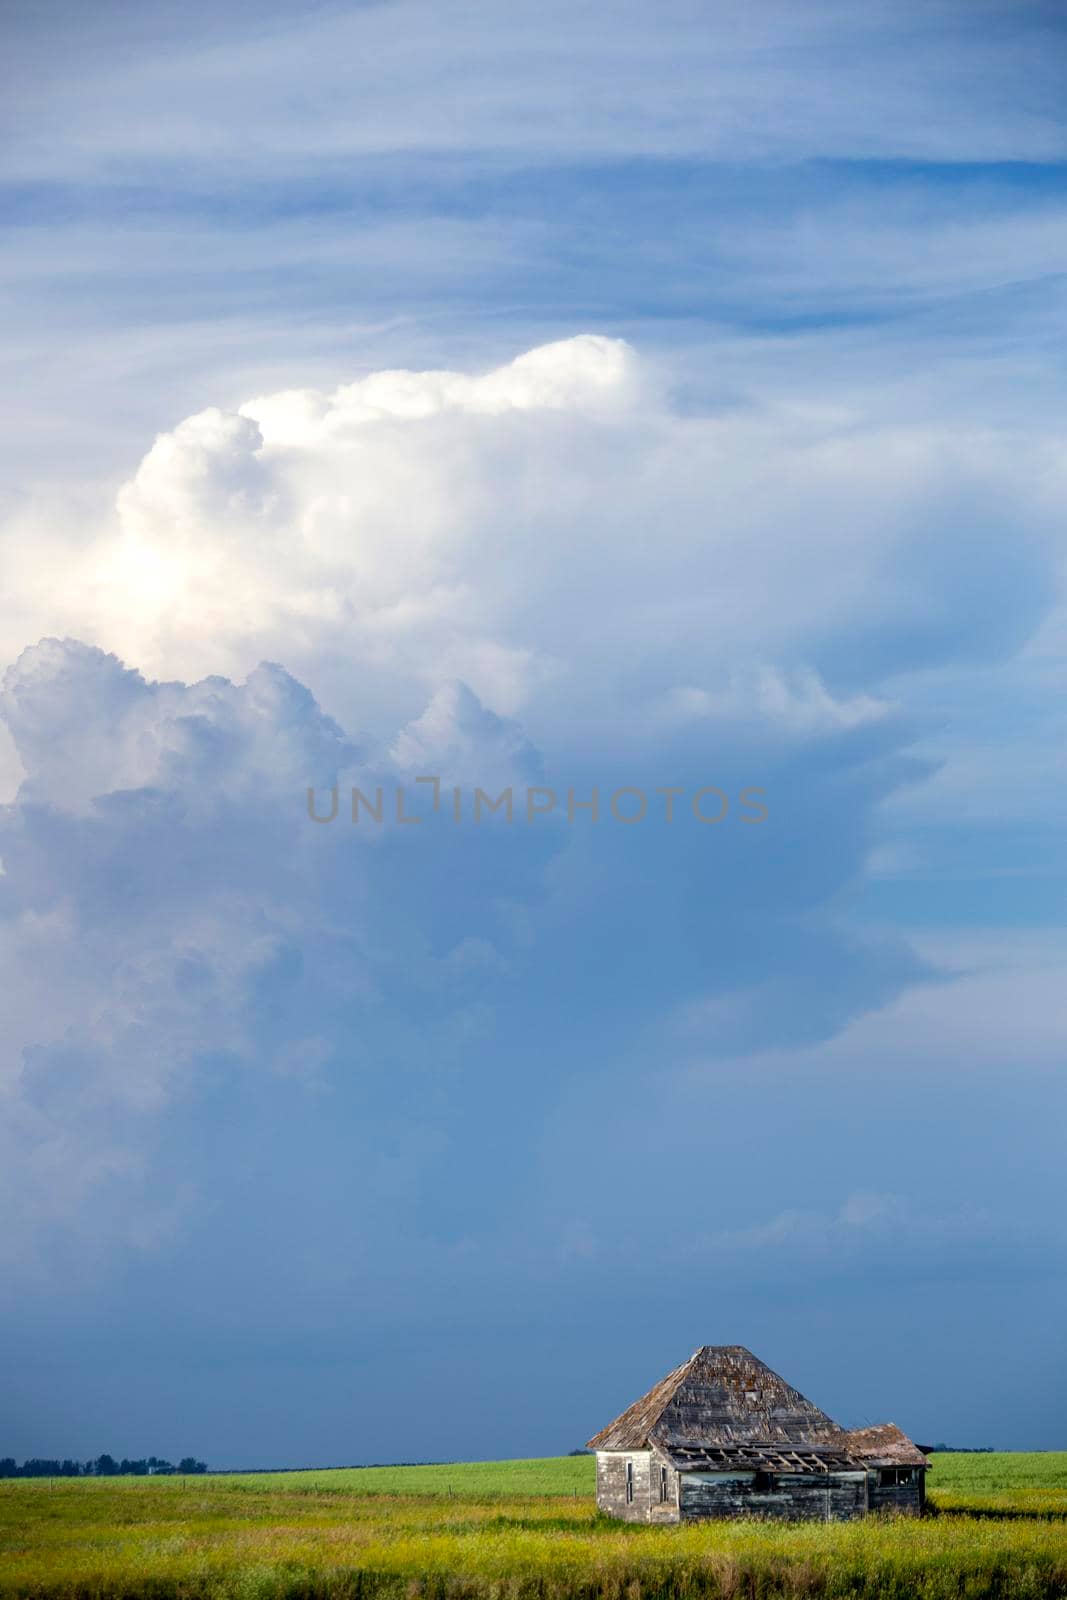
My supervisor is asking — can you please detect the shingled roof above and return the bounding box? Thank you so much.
[843,1423,930,1468]
[587,1346,851,1452]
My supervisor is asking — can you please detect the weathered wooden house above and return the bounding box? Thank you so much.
[587,1345,928,1523]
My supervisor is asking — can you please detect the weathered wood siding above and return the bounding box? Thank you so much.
[867,1473,925,1517]
[597,1458,925,1523]
[596,1451,648,1523]
[678,1470,758,1520]
[595,1452,680,1524]
[679,1470,868,1522]
[650,1450,681,1524]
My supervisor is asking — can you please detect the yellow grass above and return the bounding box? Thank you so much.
[1,1453,1065,1600]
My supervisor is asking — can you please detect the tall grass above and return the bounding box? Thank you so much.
[2,1453,1065,1600]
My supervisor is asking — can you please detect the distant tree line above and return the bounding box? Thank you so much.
[0,1455,207,1478]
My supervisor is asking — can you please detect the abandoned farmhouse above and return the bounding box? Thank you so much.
[587,1345,929,1523]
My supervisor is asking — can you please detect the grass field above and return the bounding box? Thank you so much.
[201,1456,597,1498]
[928,1451,1067,1517]
[2,1452,1065,1600]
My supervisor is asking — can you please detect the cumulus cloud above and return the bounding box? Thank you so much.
[0,335,1050,765]
[388,680,543,788]
[0,639,555,1276]
[0,636,360,814]
[0,335,1059,1305]
[0,626,937,1287]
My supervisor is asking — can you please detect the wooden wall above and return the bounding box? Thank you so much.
[596,1454,925,1523]
[680,1469,868,1522]
[595,1452,680,1523]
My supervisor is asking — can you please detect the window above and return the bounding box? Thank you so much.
[659,1465,669,1503]
[625,1461,634,1503]
[879,1468,916,1487]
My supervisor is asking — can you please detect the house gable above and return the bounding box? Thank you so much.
[588,1345,847,1452]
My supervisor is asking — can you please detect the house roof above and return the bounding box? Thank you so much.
[587,1346,851,1452]
[843,1423,930,1468]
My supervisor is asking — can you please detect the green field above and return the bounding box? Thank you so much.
[2,1452,1065,1600]
[928,1451,1067,1517]
[201,1455,597,1498]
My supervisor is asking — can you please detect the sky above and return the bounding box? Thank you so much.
[1,0,1066,1466]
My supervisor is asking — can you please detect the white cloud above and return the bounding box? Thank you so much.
[0,628,939,1283]
[0,636,358,814]
[658,667,892,736]
[0,334,1050,766]
[388,680,542,787]
[0,637,579,1278]
[0,336,1061,1286]
[241,335,639,434]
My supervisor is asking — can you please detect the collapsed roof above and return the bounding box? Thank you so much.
[842,1422,930,1468]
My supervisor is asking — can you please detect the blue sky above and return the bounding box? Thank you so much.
[1,0,1066,1465]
